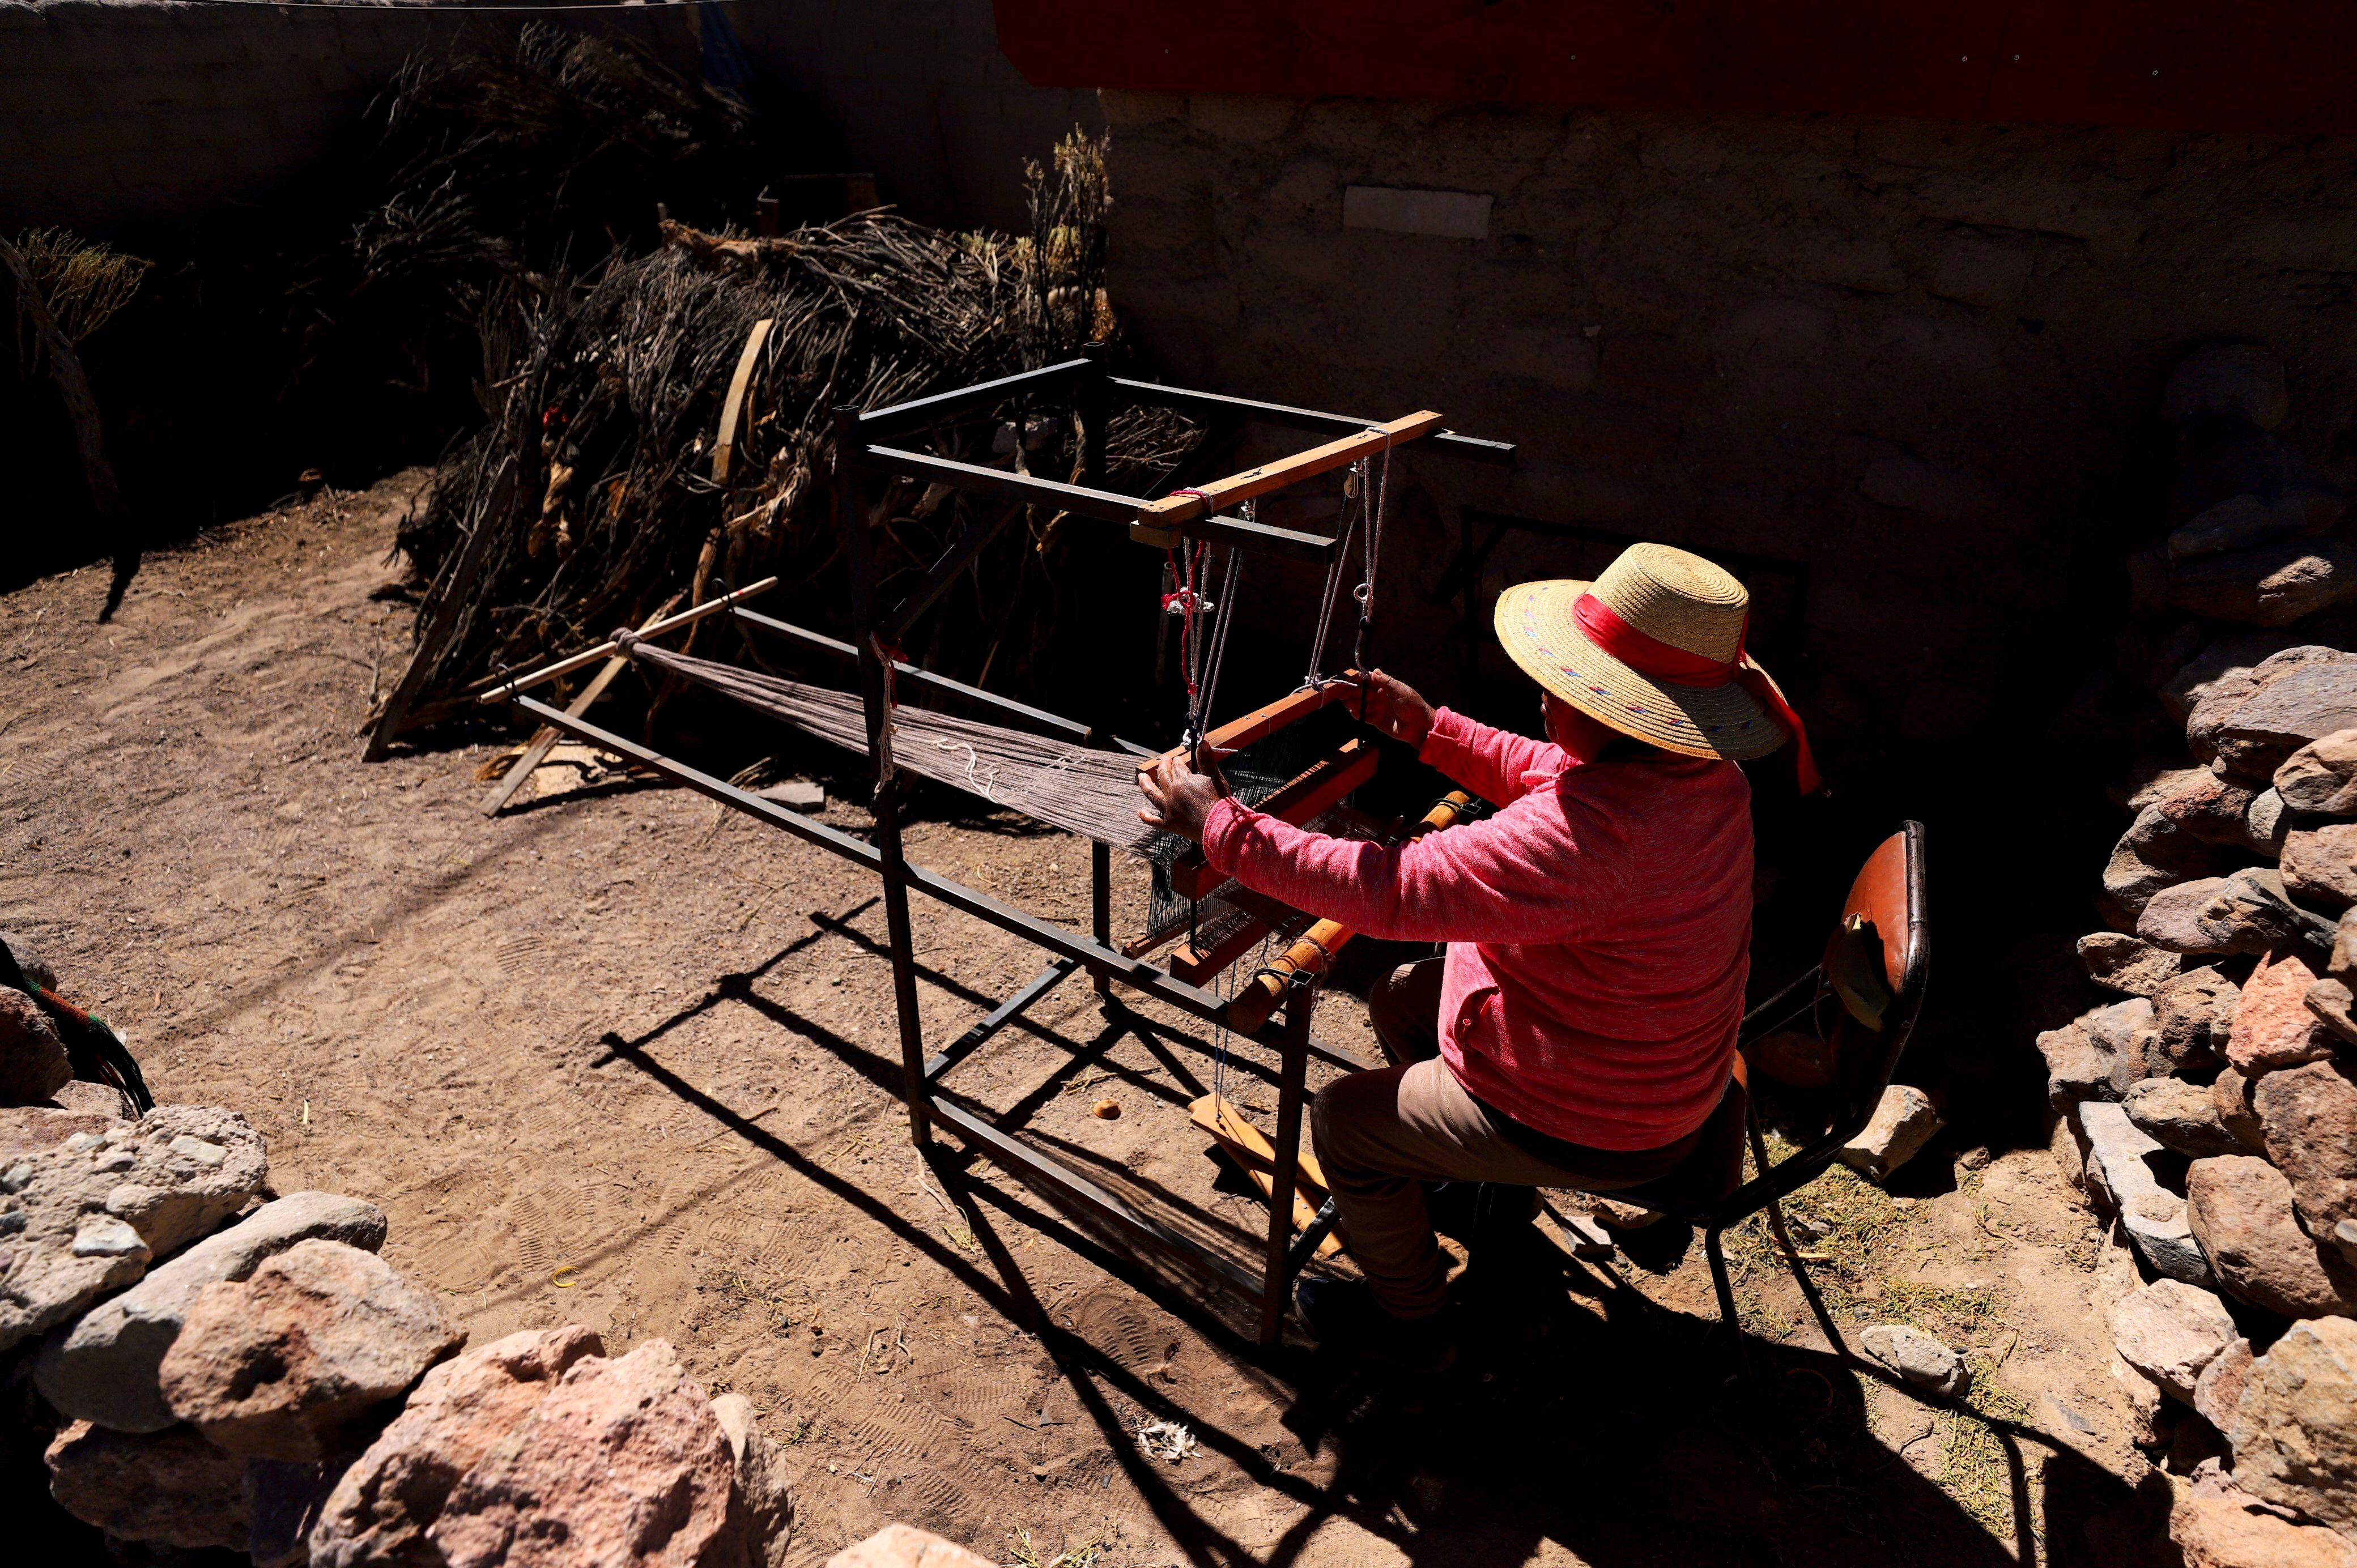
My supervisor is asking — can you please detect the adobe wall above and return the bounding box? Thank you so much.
[0,0,1098,237]
[1101,90,2357,740]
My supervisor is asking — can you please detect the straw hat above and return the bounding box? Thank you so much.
[1493,543,1790,762]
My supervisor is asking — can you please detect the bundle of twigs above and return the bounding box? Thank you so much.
[379,111,1198,741]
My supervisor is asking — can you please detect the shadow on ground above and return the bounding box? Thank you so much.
[593,941,2142,1568]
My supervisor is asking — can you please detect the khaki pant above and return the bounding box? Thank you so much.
[1313,957,1694,1317]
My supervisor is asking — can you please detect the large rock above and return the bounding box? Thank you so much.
[2197,1338,2256,1434]
[2165,344,2290,431]
[2156,966,2244,1073]
[2107,807,2220,913]
[2115,1353,2172,1447]
[826,1526,998,1568]
[160,1238,465,1462]
[45,1418,251,1551]
[2230,951,2340,1072]
[2309,978,2357,1048]
[711,1394,796,1568]
[1836,1084,1943,1181]
[1858,1323,1971,1398]
[2171,1473,2357,1568]
[0,1103,269,1351]
[427,1339,738,1568]
[0,927,58,992]
[0,1101,115,1162]
[37,1190,389,1434]
[2073,995,2172,1093]
[2130,1075,2234,1160]
[2280,729,2357,816]
[50,1078,134,1119]
[2252,787,2301,854]
[2216,1065,2270,1152]
[309,1324,606,1567]
[2256,1059,2357,1237]
[2190,649,2354,762]
[0,988,72,1106]
[2126,1077,2247,1158]
[2167,633,2317,723]
[2154,770,2265,846]
[2335,906,2357,982]
[2287,824,2357,911]
[2187,1156,2357,1317]
[2216,657,2357,777]
[2079,932,2187,996]
[2110,1279,2239,1401]
[2232,1315,2357,1534]
[2038,1022,2112,1108]
[2167,539,2357,632]
[2080,1101,2168,1214]
[2081,1102,2215,1285]
[2141,869,2337,958]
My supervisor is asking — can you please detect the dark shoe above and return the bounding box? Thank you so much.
[1295,1277,1457,1371]
[1423,1180,1539,1241]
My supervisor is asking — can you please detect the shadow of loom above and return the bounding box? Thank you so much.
[584,911,2145,1568]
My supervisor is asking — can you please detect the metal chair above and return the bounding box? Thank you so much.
[1606,821,1930,1362]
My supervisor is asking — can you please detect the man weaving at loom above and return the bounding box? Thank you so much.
[1138,543,1819,1364]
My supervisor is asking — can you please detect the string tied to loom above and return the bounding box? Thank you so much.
[869,632,901,782]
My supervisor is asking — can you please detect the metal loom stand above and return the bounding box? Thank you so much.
[501,346,1512,1344]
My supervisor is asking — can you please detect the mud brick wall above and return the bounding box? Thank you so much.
[0,0,1098,238]
[0,2,470,236]
[1101,90,2357,736]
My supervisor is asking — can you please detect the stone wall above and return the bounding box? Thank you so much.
[0,0,1097,238]
[1101,90,2357,736]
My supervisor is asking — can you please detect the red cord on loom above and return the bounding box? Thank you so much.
[1159,489,1217,710]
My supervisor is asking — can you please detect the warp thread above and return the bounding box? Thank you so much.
[612,636,1163,852]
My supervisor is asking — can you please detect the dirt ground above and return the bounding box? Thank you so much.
[5,475,2175,1567]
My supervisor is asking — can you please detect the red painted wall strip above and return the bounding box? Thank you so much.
[994,1,2357,136]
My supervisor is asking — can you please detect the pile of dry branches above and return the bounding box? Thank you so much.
[376,65,1195,740]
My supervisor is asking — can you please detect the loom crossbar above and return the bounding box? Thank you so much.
[1135,411,1445,530]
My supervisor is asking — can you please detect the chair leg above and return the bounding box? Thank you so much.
[1703,1224,1751,1386]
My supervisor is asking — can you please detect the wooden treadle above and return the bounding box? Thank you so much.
[1189,1092,1345,1259]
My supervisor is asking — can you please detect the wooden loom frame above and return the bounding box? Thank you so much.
[487,347,1512,1343]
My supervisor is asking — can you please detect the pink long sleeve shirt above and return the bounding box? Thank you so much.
[1199,707,1753,1151]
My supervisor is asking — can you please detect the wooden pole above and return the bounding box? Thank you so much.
[480,592,683,816]
[474,576,779,705]
[1134,411,1443,531]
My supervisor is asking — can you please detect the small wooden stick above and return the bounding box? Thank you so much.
[480,592,683,816]
[1188,1093,1344,1258]
[1137,412,1444,527]
[476,577,780,704]
[712,317,774,484]
[1224,791,1474,1035]
[1152,672,1362,771]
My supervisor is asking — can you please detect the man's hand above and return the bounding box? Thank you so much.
[1342,669,1436,748]
[1137,748,1232,842]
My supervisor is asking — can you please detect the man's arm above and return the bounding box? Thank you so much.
[1198,795,1599,944]
[1416,708,1571,808]
[1347,670,1568,807]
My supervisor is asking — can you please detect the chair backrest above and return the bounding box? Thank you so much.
[1721,821,1929,1217]
[1827,822,1931,1137]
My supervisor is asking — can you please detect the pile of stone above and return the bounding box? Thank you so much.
[2040,343,2357,1562]
[2,951,793,1564]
